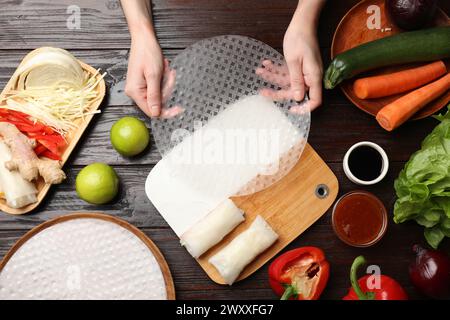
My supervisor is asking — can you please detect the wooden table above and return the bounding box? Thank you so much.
[0,0,449,300]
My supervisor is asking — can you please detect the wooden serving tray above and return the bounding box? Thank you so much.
[0,49,106,215]
[197,143,339,284]
[0,212,176,300]
[332,0,450,120]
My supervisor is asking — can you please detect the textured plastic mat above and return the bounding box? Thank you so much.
[0,217,169,300]
[151,35,310,196]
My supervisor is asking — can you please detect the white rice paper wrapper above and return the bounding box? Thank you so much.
[146,35,310,238]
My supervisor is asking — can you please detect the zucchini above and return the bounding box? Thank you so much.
[324,26,450,89]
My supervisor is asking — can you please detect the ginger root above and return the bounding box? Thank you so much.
[0,122,66,184]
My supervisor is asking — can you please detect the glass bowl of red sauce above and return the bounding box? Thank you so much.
[332,191,388,247]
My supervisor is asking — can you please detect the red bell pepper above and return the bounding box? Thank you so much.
[343,256,408,300]
[269,247,330,300]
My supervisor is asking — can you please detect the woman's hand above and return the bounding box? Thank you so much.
[121,0,181,118]
[125,32,164,117]
[283,27,323,111]
[257,0,325,111]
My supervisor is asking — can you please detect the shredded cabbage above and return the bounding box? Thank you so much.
[1,47,106,135]
[2,69,105,135]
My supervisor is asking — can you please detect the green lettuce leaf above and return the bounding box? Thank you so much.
[440,217,450,237]
[394,105,450,248]
[424,227,445,249]
[433,105,450,122]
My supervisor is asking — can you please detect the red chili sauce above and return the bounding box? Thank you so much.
[332,191,387,247]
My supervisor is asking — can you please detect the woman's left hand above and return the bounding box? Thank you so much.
[256,24,323,112]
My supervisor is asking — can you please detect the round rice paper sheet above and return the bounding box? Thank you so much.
[0,214,174,300]
[152,35,310,197]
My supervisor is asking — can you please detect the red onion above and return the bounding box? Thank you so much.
[386,0,438,30]
[409,244,450,299]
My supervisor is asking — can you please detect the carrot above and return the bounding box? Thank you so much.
[354,61,447,99]
[376,73,450,131]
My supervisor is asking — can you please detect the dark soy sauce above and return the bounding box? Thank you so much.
[348,146,382,181]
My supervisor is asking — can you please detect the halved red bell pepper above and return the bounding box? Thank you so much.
[269,247,330,300]
[343,256,408,300]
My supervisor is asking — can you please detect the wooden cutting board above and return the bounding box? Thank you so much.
[197,143,339,284]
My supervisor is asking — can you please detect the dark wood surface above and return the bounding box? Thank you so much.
[0,0,449,300]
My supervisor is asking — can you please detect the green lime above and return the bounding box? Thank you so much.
[76,163,119,204]
[110,116,150,156]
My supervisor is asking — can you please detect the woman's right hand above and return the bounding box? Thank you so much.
[125,30,165,117]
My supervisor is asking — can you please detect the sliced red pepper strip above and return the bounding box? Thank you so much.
[37,139,61,156]
[34,141,61,160]
[3,121,44,133]
[0,109,66,153]
[0,109,54,133]
[269,247,330,300]
[33,134,65,144]
[40,150,61,161]
[43,126,55,135]
[0,119,41,133]
[3,120,29,126]
[342,256,408,300]
[8,117,46,132]
[25,124,42,132]
[34,144,47,156]
[6,109,31,119]
[16,124,38,132]
[6,112,34,126]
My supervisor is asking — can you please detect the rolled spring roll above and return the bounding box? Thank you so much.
[180,199,245,258]
[209,215,278,285]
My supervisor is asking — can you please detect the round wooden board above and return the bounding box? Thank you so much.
[331,0,450,120]
[0,212,176,300]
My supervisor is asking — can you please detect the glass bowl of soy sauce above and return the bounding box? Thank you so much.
[343,141,389,185]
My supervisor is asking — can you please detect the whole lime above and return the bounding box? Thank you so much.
[110,116,150,156]
[76,163,119,204]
